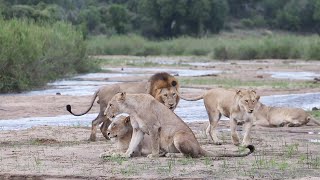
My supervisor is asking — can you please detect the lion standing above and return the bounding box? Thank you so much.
[178,88,260,147]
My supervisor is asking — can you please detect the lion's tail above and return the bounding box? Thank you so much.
[200,145,255,158]
[308,116,320,126]
[66,89,100,116]
[176,91,204,101]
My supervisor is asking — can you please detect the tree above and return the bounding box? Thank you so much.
[107,4,129,34]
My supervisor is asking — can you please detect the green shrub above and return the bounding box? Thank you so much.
[87,33,320,61]
[240,19,254,28]
[307,40,320,60]
[0,19,96,93]
[214,46,229,60]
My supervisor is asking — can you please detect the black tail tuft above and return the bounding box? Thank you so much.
[66,104,72,113]
[246,145,255,153]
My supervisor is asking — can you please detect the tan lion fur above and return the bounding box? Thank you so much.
[104,93,254,158]
[253,103,320,127]
[106,115,151,156]
[178,88,260,146]
[66,72,180,141]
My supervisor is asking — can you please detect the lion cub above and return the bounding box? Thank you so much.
[179,88,260,147]
[106,115,151,157]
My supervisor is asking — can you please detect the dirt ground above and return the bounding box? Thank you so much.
[0,58,320,179]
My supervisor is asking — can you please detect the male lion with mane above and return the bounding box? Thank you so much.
[66,72,179,141]
[104,92,254,158]
[178,88,260,147]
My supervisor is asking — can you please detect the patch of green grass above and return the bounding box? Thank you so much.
[120,164,137,176]
[178,77,320,89]
[284,143,299,158]
[178,157,195,165]
[101,154,128,165]
[309,110,320,120]
[97,57,190,67]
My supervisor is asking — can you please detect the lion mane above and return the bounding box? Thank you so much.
[148,72,179,97]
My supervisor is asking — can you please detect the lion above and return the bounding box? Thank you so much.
[104,92,254,158]
[253,103,320,127]
[178,88,260,146]
[66,72,180,141]
[106,115,151,156]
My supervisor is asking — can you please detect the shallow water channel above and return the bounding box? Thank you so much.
[1,67,320,130]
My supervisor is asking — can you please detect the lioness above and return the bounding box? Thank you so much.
[66,72,180,141]
[178,88,260,146]
[104,93,254,158]
[253,103,320,127]
[107,115,151,156]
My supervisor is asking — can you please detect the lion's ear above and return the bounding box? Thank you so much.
[236,89,242,96]
[171,80,177,87]
[256,95,260,101]
[251,89,256,94]
[120,92,126,100]
[124,116,130,124]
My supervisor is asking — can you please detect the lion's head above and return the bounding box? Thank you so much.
[105,92,126,120]
[107,115,131,139]
[154,87,179,110]
[236,89,260,114]
[148,72,180,111]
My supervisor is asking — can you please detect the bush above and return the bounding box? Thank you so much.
[240,19,254,28]
[0,19,96,93]
[307,42,320,60]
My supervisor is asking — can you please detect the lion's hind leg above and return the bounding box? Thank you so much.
[173,132,202,158]
[89,114,104,141]
[205,108,222,145]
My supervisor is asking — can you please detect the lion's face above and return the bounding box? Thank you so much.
[237,90,260,114]
[104,93,125,119]
[107,116,131,139]
[155,87,179,111]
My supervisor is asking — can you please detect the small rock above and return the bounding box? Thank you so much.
[56,92,61,95]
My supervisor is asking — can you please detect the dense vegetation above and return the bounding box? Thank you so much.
[0,19,96,93]
[1,0,320,92]
[1,0,320,37]
[87,33,320,60]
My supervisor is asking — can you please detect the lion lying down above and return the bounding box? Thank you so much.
[104,93,254,158]
[178,88,260,147]
[253,103,320,127]
[106,115,151,157]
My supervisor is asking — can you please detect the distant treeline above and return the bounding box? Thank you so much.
[1,0,320,38]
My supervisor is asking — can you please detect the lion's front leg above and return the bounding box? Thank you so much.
[241,120,253,146]
[147,125,161,158]
[230,117,240,146]
[125,128,144,157]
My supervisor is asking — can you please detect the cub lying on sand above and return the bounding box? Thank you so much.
[106,115,151,157]
[253,103,320,127]
[66,72,180,141]
[104,93,254,158]
[178,88,260,146]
